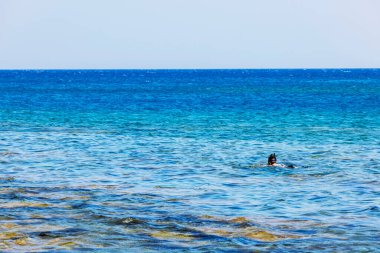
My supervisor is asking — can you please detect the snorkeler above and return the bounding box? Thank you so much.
[267,153,294,168]
[267,153,279,166]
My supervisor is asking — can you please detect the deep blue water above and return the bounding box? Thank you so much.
[0,69,379,252]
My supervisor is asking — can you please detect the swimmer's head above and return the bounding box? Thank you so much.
[268,153,277,165]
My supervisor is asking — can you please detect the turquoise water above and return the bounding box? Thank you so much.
[0,70,379,252]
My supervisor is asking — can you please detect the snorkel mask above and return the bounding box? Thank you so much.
[268,153,277,165]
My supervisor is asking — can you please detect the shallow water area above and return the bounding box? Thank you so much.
[0,69,379,252]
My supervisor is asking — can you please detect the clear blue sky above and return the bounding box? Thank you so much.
[1,0,379,69]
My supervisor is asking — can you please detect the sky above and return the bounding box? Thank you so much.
[0,0,379,69]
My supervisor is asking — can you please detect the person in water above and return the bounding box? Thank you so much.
[267,153,294,168]
[267,153,279,166]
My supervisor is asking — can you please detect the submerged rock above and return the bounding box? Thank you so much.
[150,231,194,240]
[0,232,24,240]
[199,226,298,242]
[44,238,78,249]
[0,202,50,208]
[0,176,15,182]
[110,217,145,226]
[228,217,251,224]
[60,195,90,201]
[0,240,10,249]
[0,223,17,229]
[37,228,87,239]
[14,237,29,246]
[242,229,282,242]
[200,215,216,220]
[0,215,14,221]
[46,238,62,245]
[121,217,144,225]
[58,241,77,247]
[30,214,45,219]
[202,228,234,237]
[194,215,301,242]
[38,232,61,239]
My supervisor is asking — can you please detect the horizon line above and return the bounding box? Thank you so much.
[1,68,380,71]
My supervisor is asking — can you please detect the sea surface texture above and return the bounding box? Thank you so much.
[0,69,379,252]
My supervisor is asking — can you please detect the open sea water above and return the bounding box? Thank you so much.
[0,69,379,252]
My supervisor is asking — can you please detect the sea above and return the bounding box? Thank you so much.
[0,69,379,252]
